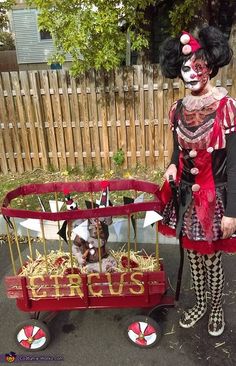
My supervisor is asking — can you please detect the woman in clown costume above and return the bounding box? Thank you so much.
[159,26,236,336]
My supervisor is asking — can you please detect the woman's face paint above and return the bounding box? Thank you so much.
[181,56,211,94]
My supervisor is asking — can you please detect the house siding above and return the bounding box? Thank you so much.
[11,9,57,64]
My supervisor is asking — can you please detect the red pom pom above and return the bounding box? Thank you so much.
[63,188,70,196]
[101,180,109,189]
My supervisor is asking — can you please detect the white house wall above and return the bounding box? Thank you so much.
[11,9,56,64]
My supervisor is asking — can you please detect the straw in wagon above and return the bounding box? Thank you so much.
[109,248,159,272]
[19,249,80,276]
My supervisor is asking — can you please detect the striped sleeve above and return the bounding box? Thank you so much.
[223,97,236,134]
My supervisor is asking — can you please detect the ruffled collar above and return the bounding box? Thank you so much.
[182,87,228,111]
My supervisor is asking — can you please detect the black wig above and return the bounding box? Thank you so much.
[159,26,233,79]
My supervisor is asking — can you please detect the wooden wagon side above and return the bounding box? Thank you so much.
[5,263,172,312]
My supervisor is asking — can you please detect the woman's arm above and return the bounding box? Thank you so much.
[221,132,236,238]
[164,129,179,181]
[225,132,236,217]
[170,128,180,166]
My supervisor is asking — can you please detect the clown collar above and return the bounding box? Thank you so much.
[182,87,228,111]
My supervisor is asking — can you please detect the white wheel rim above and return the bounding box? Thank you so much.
[128,320,157,346]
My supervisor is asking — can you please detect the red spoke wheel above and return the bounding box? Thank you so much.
[15,319,51,351]
[125,315,162,348]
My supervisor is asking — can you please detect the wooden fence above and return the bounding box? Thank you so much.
[0,60,236,175]
[0,51,19,72]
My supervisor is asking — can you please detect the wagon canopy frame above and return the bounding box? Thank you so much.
[1,179,162,220]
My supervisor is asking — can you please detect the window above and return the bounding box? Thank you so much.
[39,30,52,40]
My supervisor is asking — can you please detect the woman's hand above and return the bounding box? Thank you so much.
[164,164,177,182]
[221,216,236,238]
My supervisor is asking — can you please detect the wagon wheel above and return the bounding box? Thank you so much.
[15,319,51,351]
[125,315,162,348]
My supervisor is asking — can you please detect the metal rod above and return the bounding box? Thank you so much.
[55,192,63,251]
[12,219,23,268]
[90,192,94,207]
[40,220,49,274]
[68,232,74,272]
[134,214,137,252]
[22,196,33,260]
[27,228,33,260]
[96,219,102,273]
[155,222,160,271]
[5,222,16,275]
[134,190,137,251]
[127,214,131,271]
[91,191,102,273]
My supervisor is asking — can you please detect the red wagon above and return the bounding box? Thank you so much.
[1,179,175,350]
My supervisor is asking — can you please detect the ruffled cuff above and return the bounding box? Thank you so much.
[223,98,236,134]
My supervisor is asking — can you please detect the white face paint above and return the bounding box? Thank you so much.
[181,56,211,93]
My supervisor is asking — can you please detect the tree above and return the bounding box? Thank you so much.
[6,0,156,74]
[169,0,236,37]
[0,1,15,50]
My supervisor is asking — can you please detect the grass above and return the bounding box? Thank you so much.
[0,166,164,211]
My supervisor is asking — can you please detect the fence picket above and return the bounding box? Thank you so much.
[123,66,135,167]
[30,71,49,169]
[135,65,146,166]
[80,74,92,167]
[88,69,101,169]
[115,67,127,169]
[108,70,118,165]
[20,71,40,169]
[59,70,75,167]
[11,71,32,171]
[71,77,84,169]
[40,70,59,169]
[48,71,67,169]
[147,64,155,168]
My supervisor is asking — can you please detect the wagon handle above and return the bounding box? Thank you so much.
[3,215,14,229]
[168,175,184,303]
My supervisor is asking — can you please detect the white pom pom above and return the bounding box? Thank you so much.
[180,34,190,45]
[90,249,95,255]
[182,44,192,55]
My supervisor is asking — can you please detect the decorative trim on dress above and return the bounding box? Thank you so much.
[182,87,228,111]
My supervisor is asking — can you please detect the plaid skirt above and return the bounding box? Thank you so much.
[162,185,225,241]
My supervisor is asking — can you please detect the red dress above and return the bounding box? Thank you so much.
[159,87,236,254]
